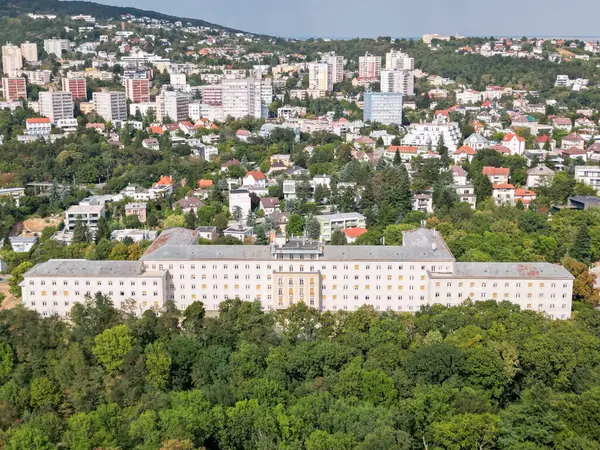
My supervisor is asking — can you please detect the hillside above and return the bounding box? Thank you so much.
[0,0,246,33]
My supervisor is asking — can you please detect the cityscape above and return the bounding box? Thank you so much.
[0,0,599,448]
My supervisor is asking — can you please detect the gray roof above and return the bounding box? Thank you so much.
[465,133,489,144]
[527,165,555,175]
[143,228,198,256]
[316,212,365,222]
[430,262,574,280]
[25,260,144,277]
[141,227,455,262]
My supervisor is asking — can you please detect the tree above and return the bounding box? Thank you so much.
[232,206,243,223]
[286,213,304,237]
[571,225,592,266]
[331,229,348,245]
[72,217,90,244]
[393,149,402,166]
[182,301,206,335]
[0,340,13,383]
[9,261,33,297]
[184,210,197,230]
[95,216,110,243]
[305,215,321,239]
[432,413,500,450]
[92,324,134,373]
[145,342,171,390]
[30,377,60,410]
[6,425,54,450]
[164,215,186,229]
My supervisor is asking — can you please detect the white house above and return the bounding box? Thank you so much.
[229,189,252,221]
[243,171,267,188]
[502,133,526,155]
[526,166,555,188]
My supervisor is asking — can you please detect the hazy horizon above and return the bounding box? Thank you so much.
[87,0,600,39]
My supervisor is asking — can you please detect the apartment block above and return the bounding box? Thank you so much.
[62,77,87,100]
[64,204,106,232]
[575,166,600,193]
[1,77,26,101]
[124,77,150,102]
[43,39,70,57]
[316,212,366,242]
[157,90,189,122]
[364,92,403,125]
[2,44,23,76]
[308,62,331,92]
[221,78,272,119]
[39,91,74,123]
[20,42,38,62]
[358,53,382,80]
[93,91,127,122]
[381,69,414,95]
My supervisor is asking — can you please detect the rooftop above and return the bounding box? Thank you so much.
[430,262,573,280]
[25,260,146,277]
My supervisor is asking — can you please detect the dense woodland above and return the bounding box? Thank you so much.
[1,298,600,449]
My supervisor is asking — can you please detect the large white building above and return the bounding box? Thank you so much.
[380,69,414,95]
[93,91,127,122]
[385,49,414,70]
[20,42,38,63]
[229,189,252,221]
[64,204,106,232]
[308,62,331,92]
[39,91,74,123]
[221,78,272,119]
[316,212,366,242]
[2,44,23,76]
[43,39,70,57]
[157,91,189,122]
[363,92,403,125]
[402,121,462,153]
[324,53,344,84]
[22,228,574,319]
[575,166,600,193]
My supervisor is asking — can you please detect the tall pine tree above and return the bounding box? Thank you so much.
[570,225,592,266]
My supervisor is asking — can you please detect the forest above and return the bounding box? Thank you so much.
[1,297,600,449]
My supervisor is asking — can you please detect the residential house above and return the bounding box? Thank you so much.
[526,166,555,188]
[569,196,600,210]
[259,197,280,215]
[224,225,253,241]
[342,227,368,243]
[9,236,38,252]
[562,134,585,150]
[110,229,158,242]
[561,147,588,161]
[195,226,218,241]
[451,165,468,185]
[453,145,477,163]
[229,189,252,221]
[493,183,515,206]
[502,133,526,155]
[536,134,556,150]
[587,143,600,161]
[270,154,292,167]
[463,133,490,150]
[552,117,573,131]
[482,167,510,184]
[174,196,204,214]
[243,171,266,188]
[26,117,51,136]
[455,184,477,209]
[125,202,147,223]
[142,138,160,150]
[413,192,434,213]
[236,129,251,142]
[514,188,537,208]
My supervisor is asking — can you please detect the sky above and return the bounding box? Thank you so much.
[91,0,600,39]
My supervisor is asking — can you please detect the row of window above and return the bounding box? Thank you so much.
[32,291,160,297]
[30,280,159,287]
[149,263,449,272]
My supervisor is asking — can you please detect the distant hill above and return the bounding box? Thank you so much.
[0,0,246,34]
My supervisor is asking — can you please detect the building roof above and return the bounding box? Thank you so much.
[25,260,145,277]
[26,117,51,124]
[195,226,217,233]
[341,227,368,238]
[431,262,573,280]
[527,165,555,176]
[456,145,476,155]
[143,228,198,256]
[563,133,585,141]
[503,133,525,143]
[315,212,365,222]
[198,179,214,188]
[260,197,280,209]
[489,145,511,154]
[450,165,467,177]
[482,166,510,176]
[155,175,173,186]
[493,183,515,189]
[66,204,105,213]
[245,171,266,180]
[174,197,204,208]
[553,117,572,125]
[387,145,418,154]
[465,133,489,144]
[515,188,536,196]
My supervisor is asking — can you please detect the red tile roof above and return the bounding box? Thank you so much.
[493,183,515,189]
[155,175,173,186]
[489,145,511,154]
[387,145,418,153]
[456,145,476,155]
[26,117,51,124]
[198,179,214,188]
[245,170,266,180]
[342,227,368,238]
[503,133,525,143]
[483,166,510,176]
